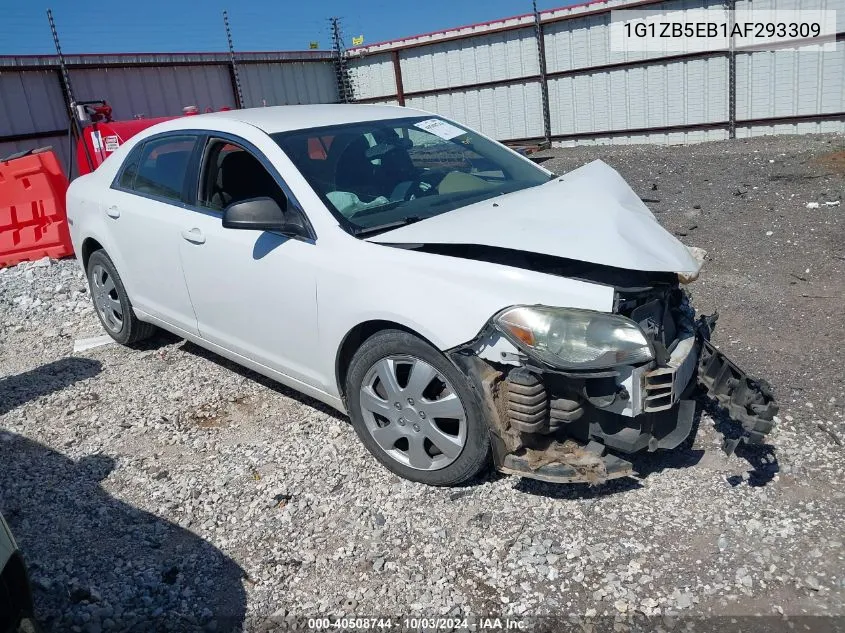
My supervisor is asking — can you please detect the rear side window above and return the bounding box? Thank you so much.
[120,135,197,203]
[118,147,140,189]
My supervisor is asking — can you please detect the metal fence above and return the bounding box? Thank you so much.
[0,51,339,169]
[1,0,843,163]
[348,0,845,145]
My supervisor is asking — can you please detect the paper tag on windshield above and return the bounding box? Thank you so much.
[414,118,465,140]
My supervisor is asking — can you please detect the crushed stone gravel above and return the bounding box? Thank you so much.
[1,133,843,632]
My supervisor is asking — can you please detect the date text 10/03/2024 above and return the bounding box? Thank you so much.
[307,617,527,630]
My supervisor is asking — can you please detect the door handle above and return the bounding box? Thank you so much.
[106,205,120,218]
[181,227,206,244]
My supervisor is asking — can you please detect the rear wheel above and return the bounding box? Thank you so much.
[345,330,491,486]
[86,250,155,345]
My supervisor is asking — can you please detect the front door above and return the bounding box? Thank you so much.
[177,138,322,388]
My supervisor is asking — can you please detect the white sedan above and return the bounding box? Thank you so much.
[67,105,776,486]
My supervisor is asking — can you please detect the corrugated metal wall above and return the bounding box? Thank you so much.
[547,56,728,136]
[348,53,396,101]
[69,65,235,119]
[239,62,337,107]
[2,0,844,157]
[736,45,845,121]
[734,0,845,138]
[400,29,539,92]
[406,82,544,140]
[0,52,339,169]
[349,0,845,145]
[0,69,71,165]
[352,27,545,140]
[0,70,68,137]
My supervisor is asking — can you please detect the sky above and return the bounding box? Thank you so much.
[0,0,573,55]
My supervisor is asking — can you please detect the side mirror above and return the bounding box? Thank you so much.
[222,197,309,240]
[222,197,286,232]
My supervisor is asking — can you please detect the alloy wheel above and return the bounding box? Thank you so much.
[91,264,124,333]
[358,354,468,471]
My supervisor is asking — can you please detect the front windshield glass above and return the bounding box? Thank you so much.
[272,116,552,235]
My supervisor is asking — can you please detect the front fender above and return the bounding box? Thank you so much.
[316,239,614,397]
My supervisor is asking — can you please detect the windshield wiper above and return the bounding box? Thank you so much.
[352,216,423,237]
[347,199,406,220]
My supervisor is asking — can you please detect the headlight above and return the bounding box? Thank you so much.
[494,306,654,369]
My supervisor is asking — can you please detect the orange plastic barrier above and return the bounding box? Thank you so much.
[0,149,73,268]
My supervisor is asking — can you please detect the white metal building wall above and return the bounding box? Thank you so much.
[348,53,396,100]
[737,45,845,120]
[351,27,544,140]
[400,29,539,92]
[542,0,729,142]
[547,56,728,136]
[348,0,845,145]
[734,0,845,137]
[406,82,544,140]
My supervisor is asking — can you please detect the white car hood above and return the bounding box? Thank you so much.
[368,160,702,274]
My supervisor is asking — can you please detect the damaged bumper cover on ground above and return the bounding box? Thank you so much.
[450,296,779,485]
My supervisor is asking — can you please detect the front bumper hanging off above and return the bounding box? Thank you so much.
[458,317,779,485]
[697,337,778,454]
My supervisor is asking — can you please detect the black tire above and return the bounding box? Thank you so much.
[345,329,491,486]
[86,250,156,345]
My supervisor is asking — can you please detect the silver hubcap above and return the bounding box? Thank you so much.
[90,264,123,333]
[359,355,467,471]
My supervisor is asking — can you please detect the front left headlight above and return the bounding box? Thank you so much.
[494,305,654,370]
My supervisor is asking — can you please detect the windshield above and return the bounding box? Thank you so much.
[272,116,552,235]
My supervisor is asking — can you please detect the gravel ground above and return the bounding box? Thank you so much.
[1,133,844,632]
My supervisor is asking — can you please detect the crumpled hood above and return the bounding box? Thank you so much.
[367,160,702,274]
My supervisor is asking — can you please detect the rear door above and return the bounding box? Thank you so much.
[176,135,322,387]
[108,134,200,335]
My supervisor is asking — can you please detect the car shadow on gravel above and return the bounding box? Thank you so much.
[0,433,247,632]
[704,400,780,487]
[0,358,102,416]
[512,474,646,500]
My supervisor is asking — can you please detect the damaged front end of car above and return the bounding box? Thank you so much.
[448,267,778,485]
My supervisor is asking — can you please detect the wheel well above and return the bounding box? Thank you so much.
[80,237,104,271]
[0,553,34,630]
[335,320,424,399]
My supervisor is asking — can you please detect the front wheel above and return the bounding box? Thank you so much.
[345,330,491,486]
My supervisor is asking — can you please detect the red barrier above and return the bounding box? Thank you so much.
[0,149,73,268]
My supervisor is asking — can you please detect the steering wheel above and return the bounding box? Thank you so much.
[399,179,427,201]
[399,169,451,201]
[364,142,405,160]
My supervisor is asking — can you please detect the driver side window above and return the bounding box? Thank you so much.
[198,140,287,213]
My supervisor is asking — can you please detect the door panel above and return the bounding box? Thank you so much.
[178,137,320,388]
[106,134,200,335]
[108,191,198,335]
[178,213,321,387]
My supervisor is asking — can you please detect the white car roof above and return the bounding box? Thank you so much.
[183,104,430,134]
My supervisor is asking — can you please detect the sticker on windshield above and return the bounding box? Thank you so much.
[414,118,466,140]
